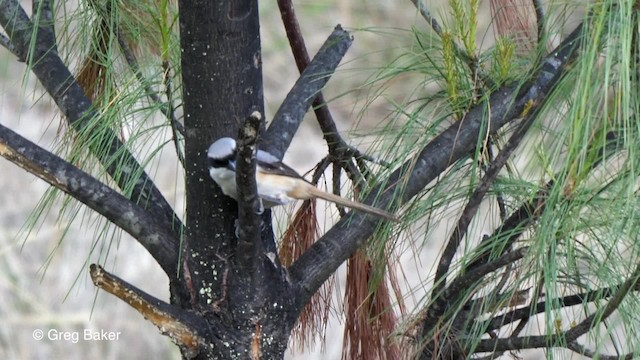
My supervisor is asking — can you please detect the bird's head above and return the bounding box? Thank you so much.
[207,137,237,171]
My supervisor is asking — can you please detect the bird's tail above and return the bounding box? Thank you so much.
[305,185,399,222]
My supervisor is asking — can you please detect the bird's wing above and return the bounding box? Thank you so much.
[257,158,306,180]
[256,150,307,180]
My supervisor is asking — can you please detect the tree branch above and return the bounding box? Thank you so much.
[533,0,546,47]
[262,25,352,160]
[90,264,209,357]
[410,0,495,89]
[475,333,637,359]
[441,247,527,306]
[115,23,185,136]
[485,280,640,332]
[277,1,385,171]
[32,0,55,52]
[565,262,640,342]
[0,123,179,276]
[566,341,636,360]
[434,109,539,297]
[235,111,264,270]
[0,0,184,238]
[162,60,185,167]
[289,23,585,314]
[0,33,19,58]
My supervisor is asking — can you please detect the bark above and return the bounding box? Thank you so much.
[177,1,295,358]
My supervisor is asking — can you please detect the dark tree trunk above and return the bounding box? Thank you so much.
[176,1,296,358]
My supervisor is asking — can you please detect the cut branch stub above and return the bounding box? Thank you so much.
[235,111,264,269]
[89,264,207,357]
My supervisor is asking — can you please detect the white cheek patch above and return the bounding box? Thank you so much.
[209,168,239,199]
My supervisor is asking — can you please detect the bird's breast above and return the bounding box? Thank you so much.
[209,167,238,199]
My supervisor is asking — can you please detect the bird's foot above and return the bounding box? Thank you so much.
[256,199,265,215]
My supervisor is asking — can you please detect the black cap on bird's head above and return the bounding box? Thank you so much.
[207,137,237,170]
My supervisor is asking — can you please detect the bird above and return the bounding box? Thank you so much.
[207,137,398,222]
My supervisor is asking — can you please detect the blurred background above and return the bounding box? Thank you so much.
[0,1,574,359]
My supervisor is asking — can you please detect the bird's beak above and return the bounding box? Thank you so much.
[227,160,237,172]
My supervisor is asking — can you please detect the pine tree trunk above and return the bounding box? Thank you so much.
[176,1,296,358]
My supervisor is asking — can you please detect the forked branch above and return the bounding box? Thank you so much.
[289,23,585,314]
[0,122,179,276]
[263,25,352,160]
[0,0,184,237]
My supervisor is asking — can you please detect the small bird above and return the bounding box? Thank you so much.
[207,137,398,222]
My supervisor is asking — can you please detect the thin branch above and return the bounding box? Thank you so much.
[466,184,550,271]
[342,158,366,191]
[289,23,585,315]
[0,33,19,58]
[311,156,332,185]
[409,0,444,36]
[0,122,179,275]
[162,60,185,166]
[0,0,184,239]
[262,25,352,160]
[115,25,185,136]
[442,248,528,306]
[483,142,508,220]
[469,127,623,272]
[533,0,545,47]
[472,333,584,353]
[277,0,389,171]
[276,0,344,150]
[434,112,539,296]
[90,264,208,357]
[331,162,347,217]
[235,111,263,270]
[485,280,640,332]
[566,262,640,342]
[410,0,496,89]
[566,341,637,360]
[474,331,637,358]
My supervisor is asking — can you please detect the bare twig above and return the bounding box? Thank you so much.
[566,263,640,342]
[483,142,508,220]
[566,341,636,360]
[277,0,389,169]
[486,279,640,332]
[409,0,444,35]
[311,156,332,185]
[474,270,639,360]
[331,162,347,217]
[342,158,367,190]
[474,333,630,355]
[442,247,528,304]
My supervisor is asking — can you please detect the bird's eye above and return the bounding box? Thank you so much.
[209,158,228,169]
